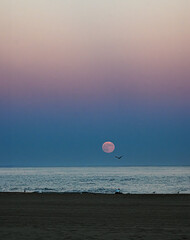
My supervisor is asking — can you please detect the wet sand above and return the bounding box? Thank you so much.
[0,193,189,240]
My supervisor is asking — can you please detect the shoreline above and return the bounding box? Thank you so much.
[0,191,190,196]
[1,191,190,195]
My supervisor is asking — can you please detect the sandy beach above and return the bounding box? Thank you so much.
[0,193,189,240]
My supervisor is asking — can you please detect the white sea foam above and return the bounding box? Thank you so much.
[0,166,189,194]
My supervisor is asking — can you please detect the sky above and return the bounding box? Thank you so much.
[0,0,190,166]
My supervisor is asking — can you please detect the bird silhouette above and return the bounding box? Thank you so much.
[115,155,124,159]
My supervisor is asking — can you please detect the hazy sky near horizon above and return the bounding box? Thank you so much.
[0,0,190,166]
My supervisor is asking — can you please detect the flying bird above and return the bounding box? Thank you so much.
[115,155,124,159]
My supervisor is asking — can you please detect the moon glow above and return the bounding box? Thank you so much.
[102,141,115,153]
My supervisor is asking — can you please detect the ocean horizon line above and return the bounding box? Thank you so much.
[0,165,189,168]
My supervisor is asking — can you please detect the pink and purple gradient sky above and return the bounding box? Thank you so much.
[0,1,190,166]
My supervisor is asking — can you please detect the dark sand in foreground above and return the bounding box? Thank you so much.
[0,193,189,240]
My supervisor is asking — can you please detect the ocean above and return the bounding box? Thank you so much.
[0,166,189,194]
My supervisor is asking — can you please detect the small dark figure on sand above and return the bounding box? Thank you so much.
[115,188,122,194]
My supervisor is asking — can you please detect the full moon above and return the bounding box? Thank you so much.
[102,141,115,153]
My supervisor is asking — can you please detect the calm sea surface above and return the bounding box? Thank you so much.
[0,167,189,194]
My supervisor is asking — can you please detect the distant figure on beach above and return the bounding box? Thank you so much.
[115,188,122,194]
